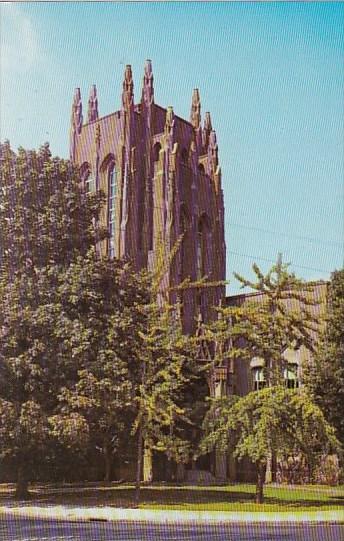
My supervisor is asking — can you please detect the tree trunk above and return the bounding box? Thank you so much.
[265,452,272,484]
[135,424,143,505]
[15,464,30,500]
[176,462,185,482]
[143,445,153,484]
[228,452,237,482]
[256,462,266,504]
[104,443,113,483]
[215,447,227,481]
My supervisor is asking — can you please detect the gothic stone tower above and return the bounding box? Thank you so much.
[70,61,226,333]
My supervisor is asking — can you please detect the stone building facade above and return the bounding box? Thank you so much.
[70,60,226,334]
[69,61,328,483]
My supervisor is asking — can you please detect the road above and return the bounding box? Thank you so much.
[0,516,343,541]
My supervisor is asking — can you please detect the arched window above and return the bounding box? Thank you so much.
[198,163,205,174]
[108,165,118,258]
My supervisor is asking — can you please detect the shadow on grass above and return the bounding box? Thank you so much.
[1,484,343,509]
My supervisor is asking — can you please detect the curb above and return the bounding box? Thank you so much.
[1,506,343,524]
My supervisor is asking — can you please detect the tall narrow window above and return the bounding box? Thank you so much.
[179,207,188,281]
[108,166,117,258]
[196,231,203,280]
[179,206,189,321]
[181,148,188,166]
[85,172,95,193]
[197,218,206,279]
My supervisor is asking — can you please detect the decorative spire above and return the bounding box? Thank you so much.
[190,88,201,129]
[164,106,175,138]
[204,111,212,132]
[142,59,154,107]
[202,111,212,150]
[87,84,98,123]
[122,64,134,111]
[208,129,218,174]
[71,88,83,134]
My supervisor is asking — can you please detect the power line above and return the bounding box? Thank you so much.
[227,250,333,274]
[86,191,342,249]
[226,221,343,248]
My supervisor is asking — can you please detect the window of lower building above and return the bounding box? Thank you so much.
[284,365,299,389]
[253,367,266,391]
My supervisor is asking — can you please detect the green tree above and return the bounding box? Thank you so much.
[49,252,148,482]
[0,142,107,497]
[304,269,344,445]
[201,386,340,503]
[0,141,106,277]
[133,279,196,503]
[0,268,72,497]
[198,257,332,501]
[231,255,318,386]
[132,240,218,503]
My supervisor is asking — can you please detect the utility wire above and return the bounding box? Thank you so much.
[227,250,333,274]
[226,221,342,249]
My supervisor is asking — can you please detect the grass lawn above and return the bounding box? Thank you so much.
[1,483,343,512]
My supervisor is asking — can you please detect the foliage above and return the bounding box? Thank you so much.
[201,386,340,503]
[132,239,214,498]
[198,257,338,503]
[50,253,148,481]
[231,255,318,385]
[0,141,107,278]
[304,269,344,445]
[0,142,107,495]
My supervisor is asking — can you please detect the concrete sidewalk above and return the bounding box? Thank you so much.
[0,504,343,524]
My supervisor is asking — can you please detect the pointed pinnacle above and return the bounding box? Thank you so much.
[204,112,212,132]
[144,59,153,76]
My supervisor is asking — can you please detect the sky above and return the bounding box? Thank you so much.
[1,2,343,294]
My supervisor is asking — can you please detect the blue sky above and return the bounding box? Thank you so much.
[1,2,343,293]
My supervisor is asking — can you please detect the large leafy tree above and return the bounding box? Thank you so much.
[0,142,107,497]
[230,255,318,385]
[133,243,202,503]
[201,387,340,503]
[50,253,148,482]
[0,267,75,497]
[198,257,332,501]
[304,269,344,444]
[0,249,149,495]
